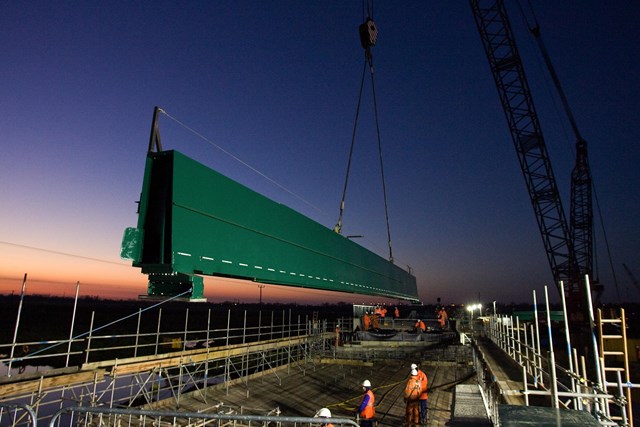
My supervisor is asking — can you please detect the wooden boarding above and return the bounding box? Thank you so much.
[81,335,313,377]
[0,369,104,397]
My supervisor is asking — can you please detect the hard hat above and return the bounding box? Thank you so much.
[411,368,418,376]
[410,363,418,370]
[362,379,371,387]
[316,408,331,418]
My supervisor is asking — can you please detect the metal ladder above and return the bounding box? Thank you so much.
[597,308,633,426]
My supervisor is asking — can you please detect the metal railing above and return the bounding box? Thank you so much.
[472,279,638,426]
[0,301,337,426]
[0,403,37,427]
[49,406,360,426]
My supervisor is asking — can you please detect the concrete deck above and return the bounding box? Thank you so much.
[151,343,477,426]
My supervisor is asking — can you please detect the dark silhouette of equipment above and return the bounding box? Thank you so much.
[469,0,597,323]
[622,264,640,295]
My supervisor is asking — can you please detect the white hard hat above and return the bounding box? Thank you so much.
[411,368,418,376]
[316,408,331,418]
[362,379,371,387]
[410,363,418,370]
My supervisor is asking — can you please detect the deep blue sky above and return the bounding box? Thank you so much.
[1,1,638,304]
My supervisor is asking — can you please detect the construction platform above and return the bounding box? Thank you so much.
[145,338,481,426]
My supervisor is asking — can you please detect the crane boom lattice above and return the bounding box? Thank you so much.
[469,0,585,319]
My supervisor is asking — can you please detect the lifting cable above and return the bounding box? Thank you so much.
[156,108,323,215]
[334,0,394,263]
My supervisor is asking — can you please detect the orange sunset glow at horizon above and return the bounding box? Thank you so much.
[0,241,405,305]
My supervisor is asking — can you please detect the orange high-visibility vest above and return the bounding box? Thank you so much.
[404,375,422,401]
[360,389,375,419]
[417,369,428,400]
[363,314,371,330]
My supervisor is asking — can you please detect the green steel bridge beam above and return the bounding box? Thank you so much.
[122,149,419,303]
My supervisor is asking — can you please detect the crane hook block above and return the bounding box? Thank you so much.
[359,18,378,50]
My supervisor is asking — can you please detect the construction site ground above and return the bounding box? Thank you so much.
[148,341,480,426]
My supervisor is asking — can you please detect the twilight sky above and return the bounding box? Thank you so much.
[1,1,638,305]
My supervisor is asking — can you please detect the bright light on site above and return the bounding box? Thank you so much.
[466,303,482,312]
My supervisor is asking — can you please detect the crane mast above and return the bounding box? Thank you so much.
[528,25,596,296]
[469,0,588,321]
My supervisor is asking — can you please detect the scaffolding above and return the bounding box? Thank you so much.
[477,280,637,426]
[0,297,338,426]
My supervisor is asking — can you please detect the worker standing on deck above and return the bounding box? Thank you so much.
[315,407,334,427]
[372,312,380,329]
[394,306,400,318]
[363,312,371,330]
[411,363,429,424]
[404,368,422,427]
[357,379,375,427]
[415,319,426,333]
[438,307,448,330]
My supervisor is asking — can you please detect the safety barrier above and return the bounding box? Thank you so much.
[0,402,37,427]
[49,406,360,426]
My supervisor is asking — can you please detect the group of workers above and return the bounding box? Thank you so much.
[361,305,401,331]
[414,306,449,333]
[314,362,428,426]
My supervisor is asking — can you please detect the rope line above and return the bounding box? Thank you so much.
[16,288,193,361]
[368,54,394,263]
[159,109,324,216]
[335,58,368,234]
[0,240,129,266]
[335,6,395,262]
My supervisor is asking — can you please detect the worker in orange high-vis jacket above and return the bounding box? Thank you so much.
[411,363,428,424]
[438,307,448,330]
[357,379,375,427]
[404,368,422,427]
[362,312,371,330]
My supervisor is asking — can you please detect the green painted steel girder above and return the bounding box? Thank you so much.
[122,150,419,302]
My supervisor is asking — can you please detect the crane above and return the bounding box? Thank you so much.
[469,0,595,323]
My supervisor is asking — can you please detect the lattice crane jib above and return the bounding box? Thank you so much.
[469,0,588,321]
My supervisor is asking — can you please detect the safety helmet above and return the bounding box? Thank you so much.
[316,408,331,418]
[362,379,371,387]
[410,363,418,370]
[411,368,418,376]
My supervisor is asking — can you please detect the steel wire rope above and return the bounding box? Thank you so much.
[13,288,193,362]
[368,54,394,263]
[339,0,375,238]
[158,108,324,217]
[334,58,368,235]
[335,2,395,263]
[515,0,575,162]
[0,240,129,266]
